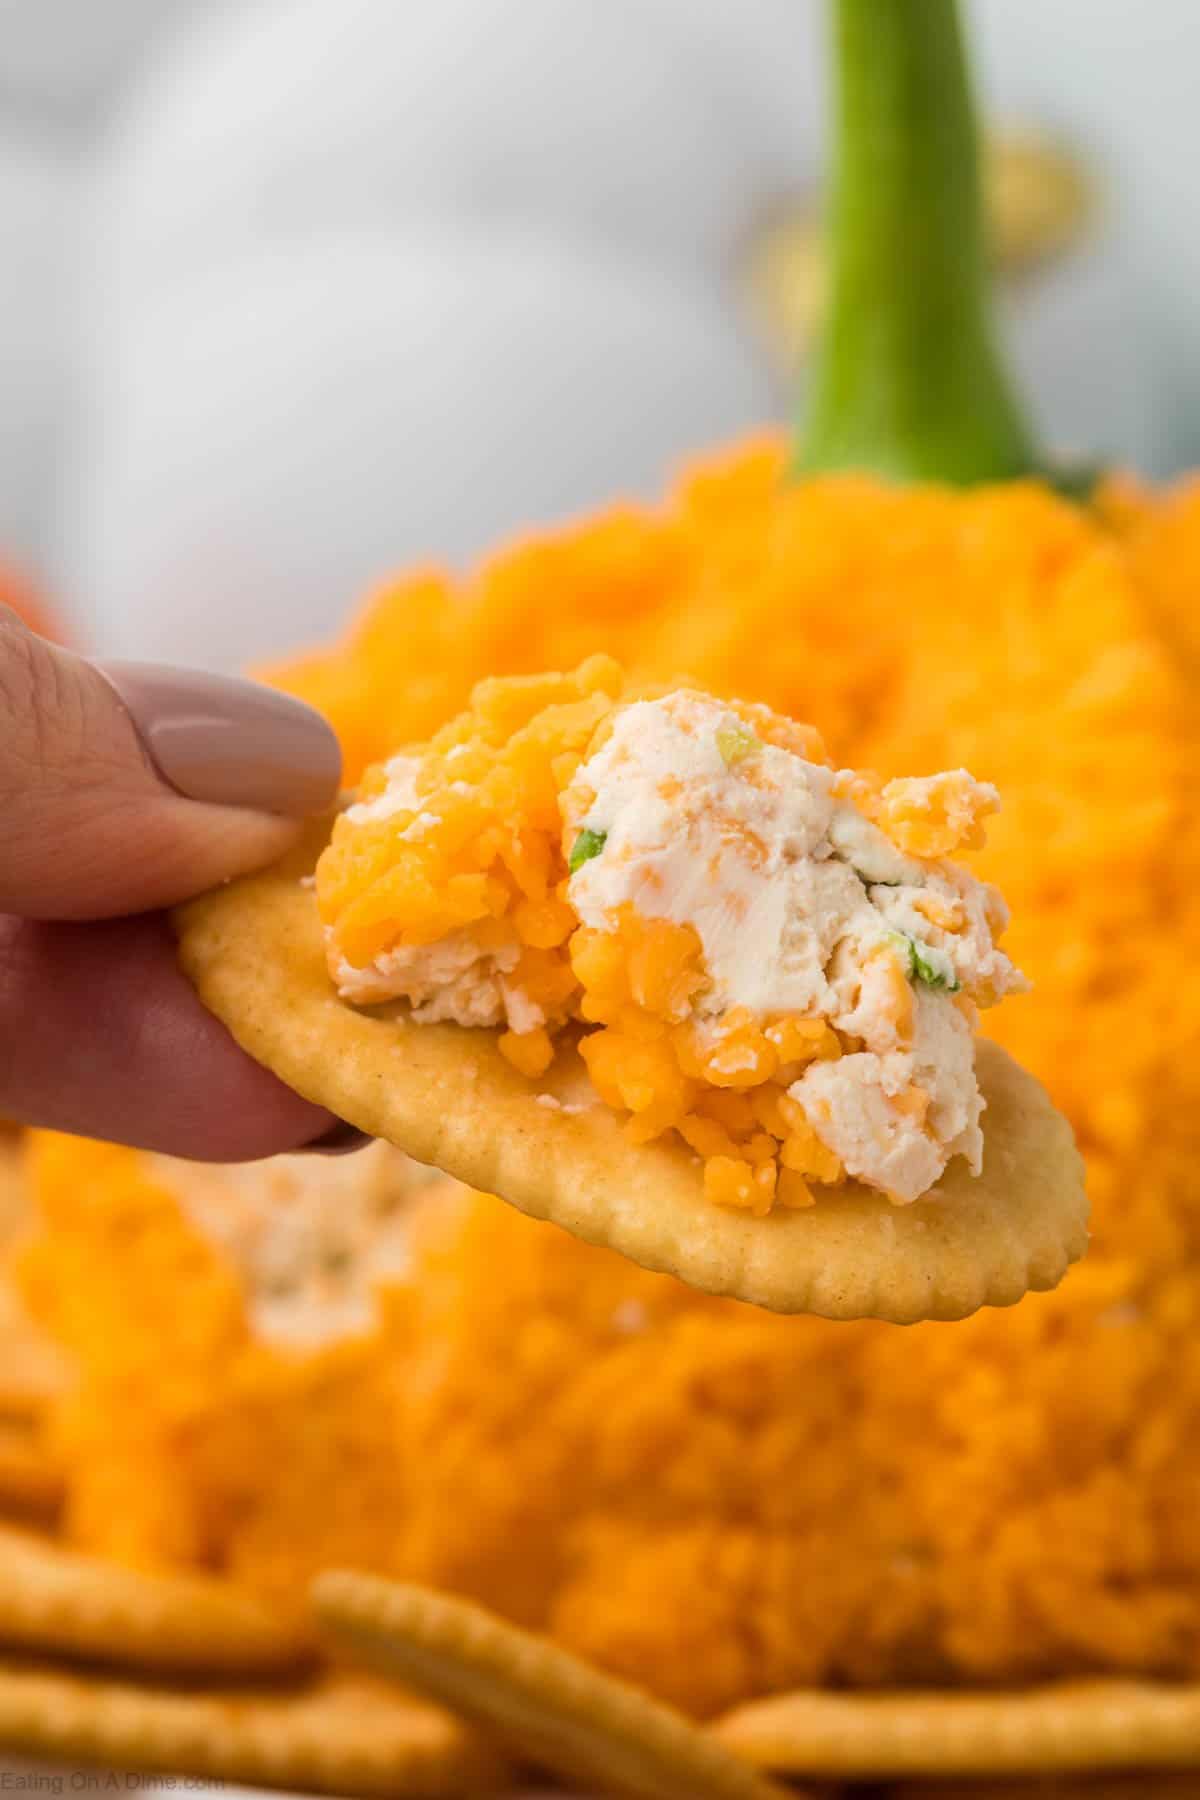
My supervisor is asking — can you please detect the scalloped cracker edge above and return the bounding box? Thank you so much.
[0,1524,310,1676]
[0,1661,510,1797]
[175,823,1088,1323]
[713,1680,1200,1778]
[313,1571,793,1800]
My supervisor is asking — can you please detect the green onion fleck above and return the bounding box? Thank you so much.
[890,931,960,992]
[569,828,608,873]
[715,724,760,767]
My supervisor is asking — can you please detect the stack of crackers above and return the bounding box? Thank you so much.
[1,1132,1197,1798]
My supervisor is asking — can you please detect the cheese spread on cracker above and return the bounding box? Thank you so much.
[317,660,1026,1211]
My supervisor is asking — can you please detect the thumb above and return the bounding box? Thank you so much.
[0,607,341,919]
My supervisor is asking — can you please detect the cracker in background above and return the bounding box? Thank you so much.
[175,829,1088,1324]
[0,1660,510,1797]
[0,1525,310,1676]
[313,1570,795,1800]
[714,1681,1200,1779]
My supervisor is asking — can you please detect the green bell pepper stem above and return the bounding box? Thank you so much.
[797,0,1038,485]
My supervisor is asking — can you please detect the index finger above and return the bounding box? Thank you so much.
[0,610,340,919]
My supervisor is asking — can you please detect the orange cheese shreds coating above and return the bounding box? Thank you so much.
[390,1189,1200,1714]
[22,440,1200,1715]
[319,657,622,977]
[873,769,999,858]
[18,1133,418,1606]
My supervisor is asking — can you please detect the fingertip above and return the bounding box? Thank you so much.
[98,662,342,818]
[2,622,341,917]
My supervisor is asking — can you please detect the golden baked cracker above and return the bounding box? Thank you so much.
[0,1524,310,1676]
[0,1425,61,1520]
[713,1681,1200,1779]
[313,1570,796,1800]
[0,1660,510,1797]
[175,827,1088,1323]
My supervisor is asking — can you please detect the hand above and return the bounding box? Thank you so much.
[0,606,355,1160]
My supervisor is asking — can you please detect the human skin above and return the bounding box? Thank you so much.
[0,605,355,1160]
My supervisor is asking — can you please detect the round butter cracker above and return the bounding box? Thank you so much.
[313,1570,791,1800]
[0,1662,509,1797]
[175,824,1088,1324]
[0,1524,310,1677]
[714,1681,1200,1780]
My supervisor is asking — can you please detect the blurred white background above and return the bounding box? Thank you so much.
[1,0,1198,668]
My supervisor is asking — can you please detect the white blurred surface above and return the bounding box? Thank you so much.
[0,0,199,112]
[973,0,1200,469]
[0,128,74,571]
[651,0,824,180]
[89,0,773,336]
[1000,248,1156,470]
[62,234,775,667]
